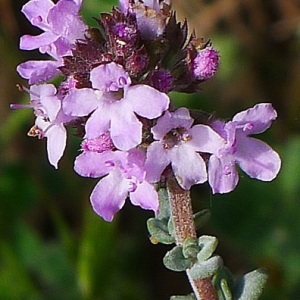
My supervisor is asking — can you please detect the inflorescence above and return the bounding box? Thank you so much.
[12,0,281,221]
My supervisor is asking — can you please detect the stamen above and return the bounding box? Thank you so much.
[236,123,254,132]
[163,127,190,149]
[10,103,35,110]
[27,125,44,139]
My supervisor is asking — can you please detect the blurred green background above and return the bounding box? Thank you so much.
[1,0,300,299]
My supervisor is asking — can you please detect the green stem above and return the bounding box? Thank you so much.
[167,177,217,300]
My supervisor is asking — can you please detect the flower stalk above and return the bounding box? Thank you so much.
[167,177,217,300]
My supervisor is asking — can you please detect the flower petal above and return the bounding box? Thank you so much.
[21,0,54,29]
[17,60,60,84]
[130,181,159,213]
[84,106,111,139]
[63,89,99,117]
[48,0,87,41]
[110,109,142,150]
[145,142,170,183]
[90,170,129,221]
[46,123,67,169]
[152,108,193,140]
[90,62,131,91]
[74,151,116,178]
[235,135,281,181]
[208,155,238,194]
[32,84,61,121]
[189,124,225,154]
[126,84,169,119]
[232,103,277,135]
[20,32,57,51]
[170,144,207,189]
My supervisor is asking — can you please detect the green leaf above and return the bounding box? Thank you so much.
[213,267,235,300]
[183,237,199,259]
[189,255,223,280]
[147,218,175,245]
[197,235,218,262]
[163,246,192,272]
[233,268,269,300]
[157,187,172,221]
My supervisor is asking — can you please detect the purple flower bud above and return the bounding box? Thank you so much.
[146,69,173,93]
[192,47,219,80]
[98,9,139,58]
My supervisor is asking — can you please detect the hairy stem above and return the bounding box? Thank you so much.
[167,177,217,300]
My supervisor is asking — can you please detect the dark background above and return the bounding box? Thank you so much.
[1,0,300,299]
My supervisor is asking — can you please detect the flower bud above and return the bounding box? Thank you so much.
[192,47,219,81]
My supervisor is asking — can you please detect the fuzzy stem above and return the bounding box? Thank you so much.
[167,177,217,300]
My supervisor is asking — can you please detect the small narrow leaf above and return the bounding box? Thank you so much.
[220,279,233,300]
[189,255,223,280]
[157,187,172,221]
[167,216,175,238]
[213,267,235,300]
[147,218,175,245]
[183,237,199,259]
[197,235,218,262]
[233,268,269,300]
[163,246,192,272]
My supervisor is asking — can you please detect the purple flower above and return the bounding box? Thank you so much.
[192,47,219,80]
[63,62,170,151]
[17,60,61,85]
[208,103,281,194]
[11,84,72,168]
[20,0,86,55]
[145,107,225,190]
[74,138,159,221]
[119,0,171,39]
[17,0,87,84]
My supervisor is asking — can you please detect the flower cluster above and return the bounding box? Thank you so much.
[12,0,281,221]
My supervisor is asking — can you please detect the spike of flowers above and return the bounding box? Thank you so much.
[12,0,281,221]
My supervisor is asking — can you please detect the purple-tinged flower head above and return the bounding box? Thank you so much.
[74,144,159,221]
[208,103,281,194]
[146,68,174,93]
[145,107,225,190]
[63,62,169,151]
[192,47,220,81]
[11,84,73,168]
[97,8,139,58]
[59,37,114,89]
[125,46,150,76]
[120,0,172,40]
[17,0,87,84]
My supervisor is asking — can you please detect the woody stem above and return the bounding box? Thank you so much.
[167,176,217,300]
